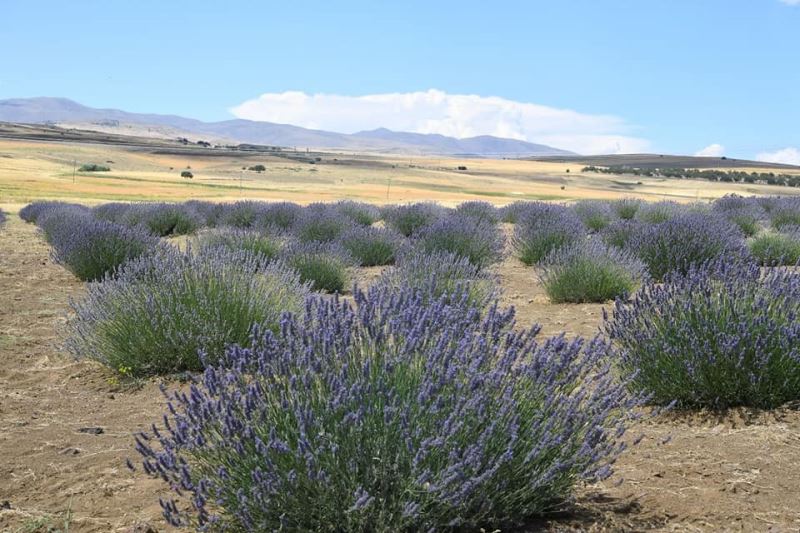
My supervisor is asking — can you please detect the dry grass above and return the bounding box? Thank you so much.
[2,138,800,209]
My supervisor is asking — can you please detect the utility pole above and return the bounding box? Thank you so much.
[386,176,392,200]
[72,160,76,184]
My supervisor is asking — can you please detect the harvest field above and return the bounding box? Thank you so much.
[2,129,800,209]
[2,185,800,532]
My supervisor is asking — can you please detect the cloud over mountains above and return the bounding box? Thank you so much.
[231,89,650,155]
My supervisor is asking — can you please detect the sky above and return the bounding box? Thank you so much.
[1,0,799,160]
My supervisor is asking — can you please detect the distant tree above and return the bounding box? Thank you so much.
[181,171,194,179]
[78,164,110,172]
[248,164,267,172]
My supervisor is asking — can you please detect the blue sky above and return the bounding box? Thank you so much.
[1,0,799,160]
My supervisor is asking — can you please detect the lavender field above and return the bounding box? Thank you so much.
[2,196,800,531]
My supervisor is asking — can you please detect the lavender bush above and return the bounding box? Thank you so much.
[749,231,800,266]
[414,213,505,267]
[135,283,646,530]
[20,201,88,224]
[573,200,616,232]
[67,247,308,376]
[198,228,283,262]
[605,260,800,408]
[293,206,350,243]
[539,240,648,303]
[124,203,203,236]
[281,240,354,293]
[378,250,499,309]
[0,208,6,226]
[35,204,93,243]
[49,217,161,281]
[333,200,381,226]
[611,198,643,220]
[635,201,682,224]
[499,201,537,224]
[455,200,500,224]
[259,201,302,231]
[338,225,405,266]
[627,212,749,281]
[512,203,584,265]
[768,198,800,230]
[382,202,448,237]
[92,202,135,224]
[600,220,642,249]
[185,200,225,227]
[220,201,269,229]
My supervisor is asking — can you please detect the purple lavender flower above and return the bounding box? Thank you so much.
[49,216,162,281]
[66,246,309,375]
[605,259,800,408]
[455,200,500,225]
[413,213,505,267]
[539,239,648,303]
[511,203,584,265]
[382,202,449,237]
[626,211,750,281]
[134,282,646,530]
[572,200,616,232]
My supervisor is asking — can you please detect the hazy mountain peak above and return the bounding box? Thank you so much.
[0,96,575,157]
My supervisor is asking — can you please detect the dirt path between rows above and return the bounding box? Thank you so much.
[1,215,799,532]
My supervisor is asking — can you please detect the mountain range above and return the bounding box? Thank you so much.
[0,97,573,157]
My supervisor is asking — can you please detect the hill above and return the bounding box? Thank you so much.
[0,97,573,157]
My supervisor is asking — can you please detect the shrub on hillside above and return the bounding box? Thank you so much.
[749,232,800,266]
[78,163,110,172]
[573,200,616,232]
[382,202,448,237]
[281,240,353,293]
[539,240,647,303]
[66,247,308,376]
[512,203,584,265]
[627,212,748,281]
[49,217,161,281]
[338,225,405,266]
[605,260,800,408]
[414,213,505,267]
[135,283,646,530]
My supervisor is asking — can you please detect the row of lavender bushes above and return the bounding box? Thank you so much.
[17,195,800,530]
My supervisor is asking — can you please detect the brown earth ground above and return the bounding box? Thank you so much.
[1,209,800,532]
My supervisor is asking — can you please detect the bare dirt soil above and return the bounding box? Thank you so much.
[1,216,799,532]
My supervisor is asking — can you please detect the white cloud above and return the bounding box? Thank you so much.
[694,143,725,157]
[756,147,800,166]
[779,0,800,5]
[230,89,650,155]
